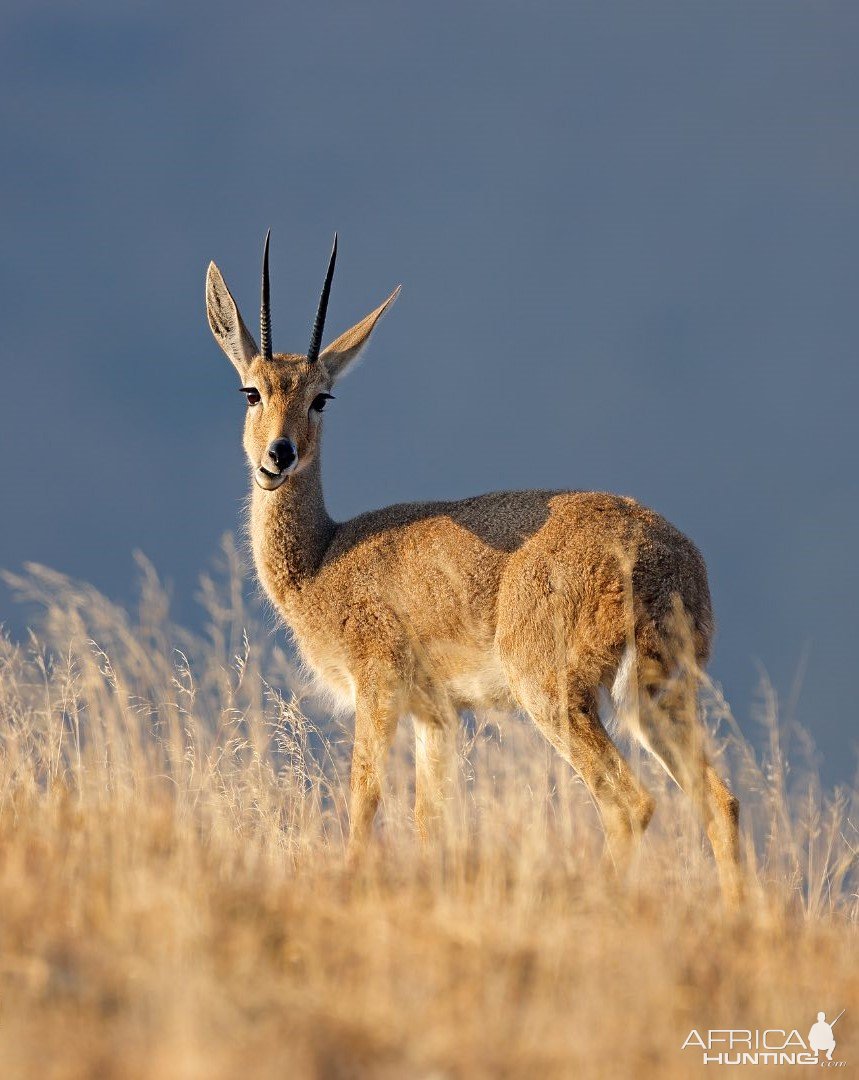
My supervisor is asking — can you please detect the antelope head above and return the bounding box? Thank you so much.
[206,232,400,490]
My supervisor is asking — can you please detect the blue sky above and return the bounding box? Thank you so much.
[1,2,857,780]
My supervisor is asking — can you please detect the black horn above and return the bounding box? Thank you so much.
[260,229,272,361]
[307,233,337,363]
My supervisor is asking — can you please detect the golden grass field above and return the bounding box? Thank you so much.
[1,540,856,1078]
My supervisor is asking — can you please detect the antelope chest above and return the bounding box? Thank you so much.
[289,620,358,715]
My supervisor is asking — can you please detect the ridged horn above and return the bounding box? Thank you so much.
[307,233,337,363]
[260,229,272,361]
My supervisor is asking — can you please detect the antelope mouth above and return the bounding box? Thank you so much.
[255,465,289,491]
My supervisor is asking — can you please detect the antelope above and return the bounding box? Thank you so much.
[205,232,742,903]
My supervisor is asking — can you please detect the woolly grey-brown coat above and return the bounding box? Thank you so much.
[206,247,742,904]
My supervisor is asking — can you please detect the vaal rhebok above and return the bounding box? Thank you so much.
[205,232,742,903]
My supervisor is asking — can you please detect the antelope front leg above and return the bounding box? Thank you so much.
[413,709,457,843]
[347,690,398,866]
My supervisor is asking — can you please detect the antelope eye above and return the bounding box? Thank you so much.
[310,393,334,413]
[240,387,261,406]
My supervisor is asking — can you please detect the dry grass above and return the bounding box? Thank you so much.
[0,538,857,1078]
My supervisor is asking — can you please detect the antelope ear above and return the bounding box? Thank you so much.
[320,286,401,382]
[206,262,259,377]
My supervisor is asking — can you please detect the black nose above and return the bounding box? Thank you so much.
[267,438,296,472]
